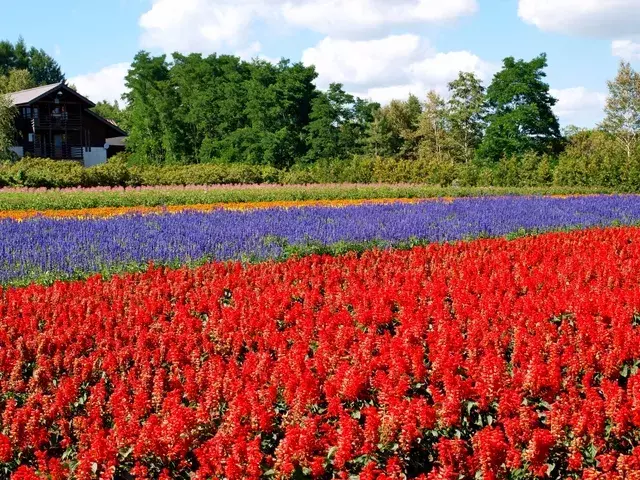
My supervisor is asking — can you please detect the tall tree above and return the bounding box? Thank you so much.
[242,59,317,168]
[601,61,640,163]
[366,105,396,157]
[447,72,486,162]
[124,52,181,164]
[383,94,422,159]
[305,83,374,161]
[344,97,379,155]
[0,93,16,160]
[171,53,250,162]
[417,90,449,159]
[0,37,63,85]
[478,53,562,161]
[306,83,354,161]
[28,46,64,85]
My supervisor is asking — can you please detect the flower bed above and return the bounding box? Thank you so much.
[2,195,640,285]
[0,198,426,221]
[1,227,640,478]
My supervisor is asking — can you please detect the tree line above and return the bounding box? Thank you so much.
[103,51,565,168]
[2,37,640,190]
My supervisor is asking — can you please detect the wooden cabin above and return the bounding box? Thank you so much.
[8,82,126,167]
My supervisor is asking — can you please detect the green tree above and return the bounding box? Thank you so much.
[375,94,422,159]
[417,90,449,160]
[0,93,17,160]
[0,37,63,85]
[366,105,396,157]
[305,83,374,161]
[241,59,317,168]
[171,53,250,162]
[306,84,352,161]
[344,98,379,155]
[478,53,562,161]
[92,100,131,133]
[600,61,640,164]
[0,69,35,94]
[28,46,64,85]
[446,72,486,162]
[124,52,182,164]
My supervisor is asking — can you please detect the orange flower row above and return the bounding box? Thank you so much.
[0,198,441,221]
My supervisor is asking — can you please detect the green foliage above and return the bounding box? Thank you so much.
[447,72,487,162]
[0,93,16,161]
[131,163,280,186]
[4,157,85,188]
[1,144,640,191]
[600,61,640,162]
[125,53,321,168]
[0,37,63,85]
[479,53,562,161]
[417,91,449,160]
[92,100,131,133]
[124,52,178,164]
[305,84,377,162]
[0,69,35,94]
[554,129,630,188]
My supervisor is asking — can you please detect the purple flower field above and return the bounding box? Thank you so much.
[2,195,640,284]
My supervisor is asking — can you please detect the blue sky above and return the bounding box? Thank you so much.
[2,0,639,127]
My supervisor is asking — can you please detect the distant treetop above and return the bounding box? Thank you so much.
[0,36,64,88]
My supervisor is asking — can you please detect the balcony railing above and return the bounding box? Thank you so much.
[25,143,84,160]
[31,115,82,130]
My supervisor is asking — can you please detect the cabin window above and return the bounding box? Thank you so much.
[28,133,34,143]
[33,108,39,119]
[22,107,32,118]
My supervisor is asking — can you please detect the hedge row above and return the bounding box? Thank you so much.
[2,152,640,190]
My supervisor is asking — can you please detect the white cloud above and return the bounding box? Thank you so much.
[408,51,496,90]
[138,0,477,54]
[69,63,130,105]
[282,0,477,37]
[302,35,432,89]
[354,84,425,105]
[139,0,269,54]
[303,35,496,105]
[550,87,606,127]
[612,39,640,61]
[518,0,640,38]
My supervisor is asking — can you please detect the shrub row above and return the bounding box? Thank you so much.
[0,157,281,189]
[2,151,640,190]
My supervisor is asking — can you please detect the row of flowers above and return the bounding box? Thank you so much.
[1,227,640,478]
[0,198,425,221]
[1,195,640,285]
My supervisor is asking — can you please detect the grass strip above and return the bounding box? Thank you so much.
[0,184,618,211]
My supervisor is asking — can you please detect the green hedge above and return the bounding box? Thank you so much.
[2,151,640,190]
[0,157,282,189]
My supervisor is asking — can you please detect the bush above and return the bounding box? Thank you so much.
[83,154,137,187]
[7,158,85,188]
[1,144,640,190]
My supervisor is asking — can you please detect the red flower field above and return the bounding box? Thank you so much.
[2,228,640,479]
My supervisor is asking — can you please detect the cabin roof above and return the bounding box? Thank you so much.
[8,82,97,108]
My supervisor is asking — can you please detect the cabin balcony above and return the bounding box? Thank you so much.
[31,115,82,130]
